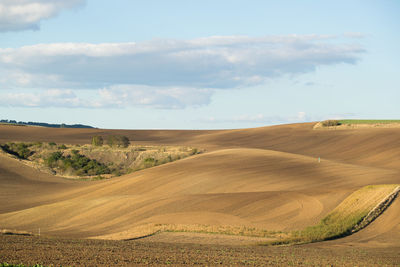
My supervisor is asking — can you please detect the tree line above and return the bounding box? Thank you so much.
[0,119,94,129]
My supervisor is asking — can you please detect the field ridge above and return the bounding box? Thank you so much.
[265,184,400,246]
[352,185,400,233]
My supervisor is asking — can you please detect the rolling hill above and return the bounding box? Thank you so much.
[0,122,399,247]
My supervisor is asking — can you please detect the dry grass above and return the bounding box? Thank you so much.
[265,184,399,245]
[0,142,203,179]
[158,224,283,238]
[93,223,286,241]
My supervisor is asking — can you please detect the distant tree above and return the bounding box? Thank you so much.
[106,136,115,147]
[120,136,130,148]
[321,120,341,127]
[91,136,104,146]
[106,135,130,148]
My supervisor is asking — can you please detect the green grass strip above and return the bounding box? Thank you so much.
[339,119,400,124]
[264,184,399,246]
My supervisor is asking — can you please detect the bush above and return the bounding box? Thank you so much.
[33,141,43,147]
[44,150,111,176]
[58,144,67,149]
[0,142,33,159]
[106,135,130,148]
[45,151,63,167]
[321,120,341,127]
[91,136,103,146]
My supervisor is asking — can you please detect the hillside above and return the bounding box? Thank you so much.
[0,122,399,247]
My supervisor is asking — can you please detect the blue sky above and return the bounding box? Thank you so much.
[0,0,399,129]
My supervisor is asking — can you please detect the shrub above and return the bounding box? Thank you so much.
[0,142,33,159]
[58,144,67,149]
[33,141,43,147]
[45,151,63,167]
[91,136,104,146]
[321,120,341,127]
[144,157,156,167]
[48,142,56,146]
[44,150,111,176]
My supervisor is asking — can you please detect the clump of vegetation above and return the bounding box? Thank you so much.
[275,210,368,245]
[0,142,33,159]
[45,150,111,176]
[143,157,156,168]
[321,120,341,127]
[58,144,67,149]
[1,141,202,180]
[339,119,400,124]
[33,142,43,147]
[91,136,104,147]
[106,135,130,148]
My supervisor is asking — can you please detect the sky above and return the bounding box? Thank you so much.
[0,0,399,129]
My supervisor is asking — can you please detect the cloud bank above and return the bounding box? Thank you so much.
[203,111,310,125]
[0,0,85,32]
[0,35,364,109]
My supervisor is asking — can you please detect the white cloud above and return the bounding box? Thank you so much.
[0,89,82,108]
[0,86,213,109]
[0,0,85,32]
[343,32,366,39]
[96,85,213,109]
[0,35,364,109]
[202,112,312,125]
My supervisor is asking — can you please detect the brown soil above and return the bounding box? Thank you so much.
[1,234,399,266]
[1,122,400,265]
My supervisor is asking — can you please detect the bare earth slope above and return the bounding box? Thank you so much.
[0,153,86,214]
[0,123,399,248]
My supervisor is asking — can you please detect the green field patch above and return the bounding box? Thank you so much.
[315,119,400,129]
[339,119,400,124]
